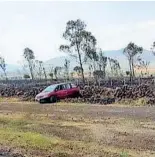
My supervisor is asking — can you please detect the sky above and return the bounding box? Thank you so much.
[0,1,155,65]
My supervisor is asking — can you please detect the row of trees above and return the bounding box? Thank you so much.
[59,19,154,83]
[23,48,72,81]
[0,19,155,82]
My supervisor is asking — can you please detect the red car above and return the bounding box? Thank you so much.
[35,83,80,103]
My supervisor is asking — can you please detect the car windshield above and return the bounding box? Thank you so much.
[43,84,57,92]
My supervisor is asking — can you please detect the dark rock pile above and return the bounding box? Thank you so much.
[0,86,44,101]
[114,84,155,105]
[114,84,154,100]
[63,86,115,105]
[64,84,155,105]
[0,80,155,105]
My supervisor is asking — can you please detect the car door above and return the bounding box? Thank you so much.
[55,84,67,99]
[66,83,78,98]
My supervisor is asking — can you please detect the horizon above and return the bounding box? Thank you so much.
[0,1,155,64]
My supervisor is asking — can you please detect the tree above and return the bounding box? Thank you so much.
[93,70,104,79]
[64,59,70,80]
[151,41,155,53]
[108,58,121,77]
[136,57,150,77]
[43,67,47,81]
[126,71,130,77]
[88,64,93,78]
[35,60,47,80]
[0,56,7,80]
[97,50,107,78]
[123,42,143,80]
[60,19,96,84]
[70,72,74,79]
[23,48,35,80]
[23,74,30,79]
[73,66,82,77]
[35,60,43,80]
[54,66,62,80]
[49,72,54,80]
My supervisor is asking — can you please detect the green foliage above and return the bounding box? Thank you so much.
[73,66,82,76]
[23,74,30,79]
[120,151,129,157]
[23,48,35,80]
[49,72,54,79]
[123,42,143,79]
[0,56,7,80]
[108,57,121,77]
[60,19,97,84]
[118,98,147,106]
[23,48,35,60]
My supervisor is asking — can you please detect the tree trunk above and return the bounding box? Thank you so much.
[129,59,132,83]
[76,44,85,84]
[131,59,135,78]
[43,67,47,81]
[4,70,8,81]
[28,61,34,80]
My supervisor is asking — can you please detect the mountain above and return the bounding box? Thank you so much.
[44,48,155,71]
[2,48,155,77]
[104,48,155,70]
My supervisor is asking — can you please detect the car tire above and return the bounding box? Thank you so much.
[39,99,44,104]
[50,96,57,103]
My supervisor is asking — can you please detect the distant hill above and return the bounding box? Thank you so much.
[2,48,155,77]
[44,48,155,71]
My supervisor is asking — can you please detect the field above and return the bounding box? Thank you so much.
[0,99,155,157]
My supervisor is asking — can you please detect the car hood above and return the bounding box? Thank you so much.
[36,92,51,97]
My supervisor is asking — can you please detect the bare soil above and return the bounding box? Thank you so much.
[0,100,155,157]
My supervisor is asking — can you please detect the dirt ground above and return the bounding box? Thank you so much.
[0,99,155,157]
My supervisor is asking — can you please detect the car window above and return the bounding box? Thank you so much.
[55,85,59,91]
[71,84,76,88]
[65,83,71,89]
[43,84,57,92]
[59,85,64,90]
[55,84,71,91]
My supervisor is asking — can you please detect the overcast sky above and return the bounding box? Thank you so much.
[0,1,155,64]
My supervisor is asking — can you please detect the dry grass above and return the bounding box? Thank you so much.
[0,99,155,157]
[117,98,148,107]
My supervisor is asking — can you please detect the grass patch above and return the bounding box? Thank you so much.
[120,151,129,157]
[0,128,60,150]
[118,98,147,106]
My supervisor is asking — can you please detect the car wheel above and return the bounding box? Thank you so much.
[39,99,44,104]
[50,96,57,103]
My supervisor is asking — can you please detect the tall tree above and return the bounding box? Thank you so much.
[60,19,96,84]
[0,56,7,80]
[35,60,43,80]
[64,59,70,80]
[108,58,121,77]
[23,48,35,80]
[123,42,143,80]
[97,50,107,78]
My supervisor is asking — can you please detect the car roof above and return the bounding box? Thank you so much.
[50,82,72,86]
